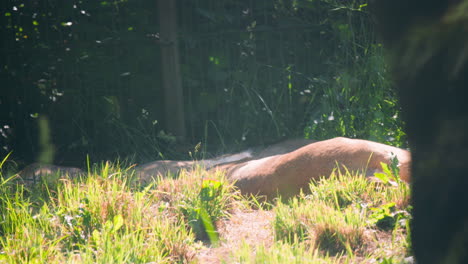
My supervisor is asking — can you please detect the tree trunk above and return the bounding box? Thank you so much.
[370,1,468,263]
[158,0,186,140]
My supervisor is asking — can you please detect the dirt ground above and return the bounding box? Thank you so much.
[196,209,275,263]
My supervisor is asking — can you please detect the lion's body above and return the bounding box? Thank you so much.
[16,138,410,198]
[16,163,83,185]
[218,137,410,197]
[134,138,315,182]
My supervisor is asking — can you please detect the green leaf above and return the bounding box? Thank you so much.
[374,172,389,184]
[0,152,12,170]
[199,206,219,246]
[380,162,392,176]
[200,179,222,201]
[104,219,113,231]
[358,4,368,11]
[112,214,124,232]
[92,229,101,246]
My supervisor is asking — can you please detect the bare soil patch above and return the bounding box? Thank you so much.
[196,209,275,263]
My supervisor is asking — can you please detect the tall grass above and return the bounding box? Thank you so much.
[152,166,240,242]
[1,158,412,263]
[267,168,412,262]
[233,241,344,264]
[0,162,232,263]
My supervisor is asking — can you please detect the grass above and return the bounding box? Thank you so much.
[268,170,411,261]
[0,167,196,263]
[232,168,412,263]
[1,157,412,263]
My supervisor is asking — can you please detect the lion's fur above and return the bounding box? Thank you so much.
[217,137,411,197]
[16,137,410,198]
[15,163,83,186]
[134,138,315,182]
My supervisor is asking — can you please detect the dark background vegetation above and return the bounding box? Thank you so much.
[0,0,406,167]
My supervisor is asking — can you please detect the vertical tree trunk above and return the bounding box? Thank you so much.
[158,0,186,140]
[371,1,468,263]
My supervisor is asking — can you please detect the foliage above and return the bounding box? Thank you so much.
[148,166,238,243]
[271,165,412,260]
[179,178,227,243]
[0,163,196,263]
[1,0,406,166]
[368,202,411,232]
[0,157,413,263]
[374,154,403,186]
[233,241,341,264]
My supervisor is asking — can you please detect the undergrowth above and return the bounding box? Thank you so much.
[0,161,237,263]
[234,166,412,263]
[0,157,412,263]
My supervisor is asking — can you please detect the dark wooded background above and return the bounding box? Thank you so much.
[0,0,405,167]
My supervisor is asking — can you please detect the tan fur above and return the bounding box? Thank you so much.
[135,160,198,183]
[252,138,316,159]
[134,138,315,182]
[16,138,410,198]
[16,163,83,185]
[217,137,411,198]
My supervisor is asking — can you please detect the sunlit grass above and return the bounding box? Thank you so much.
[1,159,411,263]
[151,165,240,242]
[0,162,209,263]
[274,197,366,255]
[238,168,412,263]
[233,241,343,264]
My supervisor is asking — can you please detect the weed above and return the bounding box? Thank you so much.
[177,171,236,242]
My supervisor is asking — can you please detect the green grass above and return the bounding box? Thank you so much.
[233,168,412,263]
[1,158,412,263]
[0,163,219,263]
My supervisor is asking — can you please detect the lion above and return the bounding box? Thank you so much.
[15,137,410,198]
[14,163,84,186]
[216,137,411,198]
[14,138,315,186]
[134,138,315,183]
